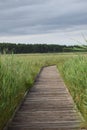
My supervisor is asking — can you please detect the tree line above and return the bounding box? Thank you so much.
[0,43,86,54]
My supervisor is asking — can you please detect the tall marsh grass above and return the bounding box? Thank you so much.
[0,53,70,130]
[1,53,87,129]
[0,55,41,129]
[60,56,87,121]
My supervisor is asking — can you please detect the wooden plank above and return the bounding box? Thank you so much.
[5,66,84,130]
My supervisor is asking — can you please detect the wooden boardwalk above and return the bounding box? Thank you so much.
[7,66,83,130]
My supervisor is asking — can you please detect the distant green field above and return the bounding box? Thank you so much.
[0,53,87,129]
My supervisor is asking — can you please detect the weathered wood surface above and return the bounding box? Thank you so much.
[7,66,83,130]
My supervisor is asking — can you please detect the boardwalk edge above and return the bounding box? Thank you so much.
[3,66,44,130]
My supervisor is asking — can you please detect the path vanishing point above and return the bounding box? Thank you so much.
[6,66,83,130]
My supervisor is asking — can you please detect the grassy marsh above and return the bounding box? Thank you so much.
[0,53,87,129]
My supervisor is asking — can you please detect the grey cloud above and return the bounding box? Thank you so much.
[0,0,48,10]
[0,0,87,36]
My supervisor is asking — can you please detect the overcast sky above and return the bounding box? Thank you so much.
[0,0,87,45]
